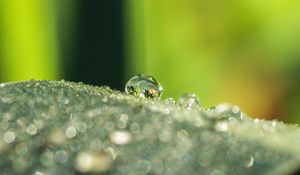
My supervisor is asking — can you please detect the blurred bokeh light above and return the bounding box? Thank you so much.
[0,0,300,122]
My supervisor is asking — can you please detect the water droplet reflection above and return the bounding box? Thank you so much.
[125,74,163,100]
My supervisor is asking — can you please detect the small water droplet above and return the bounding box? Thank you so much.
[177,93,200,108]
[54,150,68,164]
[47,128,67,146]
[105,121,115,131]
[228,117,238,125]
[119,114,129,122]
[40,150,55,167]
[1,120,9,130]
[63,98,69,104]
[130,122,141,134]
[177,129,189,140]
[15,142,28,155]
[102,97,108,103]
[65,126,77,138]
[232,105,240,114]
[105,147,117,160]
[77,122,87,133]
[125,74,163,100]
[212,103,241,119]
[3,131,16,143]
[136,159,151,174]
[101,85,111,91]
[110,131,132,145]
[254,118,260,124]
[26,124,38,135]
[164,97,176,104]
[215,121,229,132]
[75,151,112,173]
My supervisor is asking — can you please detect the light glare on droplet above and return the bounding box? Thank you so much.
[75,151,112,173]
[215,121,229,132]
[110,131,132,145]
[232,106,240,114]
[26,124,38,135]
[66,126,77,138]
[254,118,260,124]
[34,171,45,175]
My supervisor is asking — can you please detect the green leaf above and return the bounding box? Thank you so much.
[0,80,299,175]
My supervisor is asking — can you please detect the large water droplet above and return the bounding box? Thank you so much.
[125,74,163,100]
[177,93,200,108]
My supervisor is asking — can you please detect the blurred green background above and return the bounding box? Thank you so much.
[0,0,300,122]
